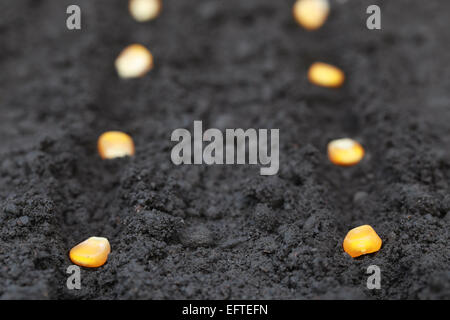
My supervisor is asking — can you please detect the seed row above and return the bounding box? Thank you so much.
[69,0,380,269]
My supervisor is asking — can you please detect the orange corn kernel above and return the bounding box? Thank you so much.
[129,0,162,22]
[327,138,364,166]
[293,0,330,31]
[308,62,345,88]
[115,44,153,79]
[98,131,135,159]
[343,225,382,258]
[69,237,111,268]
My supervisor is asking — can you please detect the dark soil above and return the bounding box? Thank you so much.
[0,0,449,299]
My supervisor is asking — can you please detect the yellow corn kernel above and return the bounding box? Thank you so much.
[69,237,111,268]
[129,0,162,22]
[115,44,153,79]
[98,131,135,159]
[293,0,330,31]
[308,62,345,88]
[328,138,364,166]
[343,225,382,258]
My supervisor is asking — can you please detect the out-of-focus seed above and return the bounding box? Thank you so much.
[293,0,330,31]
[343,225,382,258]
[115,44,153,79]
[98,131,135,159]
[69,237,111,268]
[328,138,364,166]
[308,62,345,88]
[129,0,162,22]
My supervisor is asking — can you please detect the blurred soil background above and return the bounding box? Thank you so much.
[0,0,448,299]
